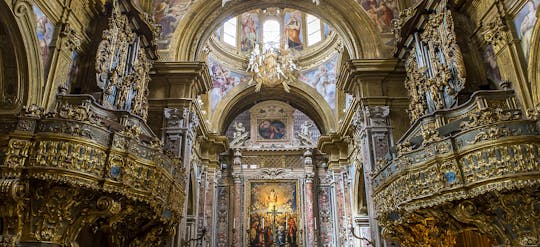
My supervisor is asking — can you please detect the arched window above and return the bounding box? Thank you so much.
[306,14,321,46]
[263,19,280,48]
[223,17,237,46]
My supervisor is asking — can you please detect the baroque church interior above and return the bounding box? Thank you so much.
[0,0,539,246]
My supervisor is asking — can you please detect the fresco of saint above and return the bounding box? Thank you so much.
[300,55,338,110]
[241,12,259,52]
[285,11,303,50]
[208,57,250,112]
[359,0,399,33]
[514,0,540,61]
[33,5,54,72]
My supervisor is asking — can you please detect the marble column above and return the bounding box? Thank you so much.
[332,168,353,246]
[232,150,243,247]
[202,167,216,246]
[352,105,393,247]
[303,150,315,246]
[163,107,199,246]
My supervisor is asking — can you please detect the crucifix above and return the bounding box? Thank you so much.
[266,204,283,229]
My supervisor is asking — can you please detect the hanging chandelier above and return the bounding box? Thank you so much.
[246,42,299,93]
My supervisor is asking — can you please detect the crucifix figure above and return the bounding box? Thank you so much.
[266,204,283,245]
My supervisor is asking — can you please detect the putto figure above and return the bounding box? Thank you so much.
[247,42,299,93]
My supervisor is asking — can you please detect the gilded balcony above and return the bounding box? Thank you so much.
[0,95,184,246]
[373,90,540,246]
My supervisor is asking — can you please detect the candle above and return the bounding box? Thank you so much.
[262,217,265,229]
[285,215,288,230]
[233,218,236,229]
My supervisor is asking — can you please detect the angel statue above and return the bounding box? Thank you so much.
[246,42,298,93]
[233,122,246,139]
[300,121,313,138]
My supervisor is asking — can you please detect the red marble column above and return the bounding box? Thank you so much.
[304,175,315,246]
[232,175,242,247]
[203,169,216,246]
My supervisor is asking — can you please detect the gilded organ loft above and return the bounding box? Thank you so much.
[0,0,539,246]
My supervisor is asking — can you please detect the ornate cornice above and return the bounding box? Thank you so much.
[336,59,405,97]
[149,62,212,99]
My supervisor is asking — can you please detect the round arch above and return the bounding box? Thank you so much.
[0,1,43,110]
[211,81,336,135]
[528,11,540,107]
[169,0,384,61]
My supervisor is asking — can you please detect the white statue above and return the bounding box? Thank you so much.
[222,0,232,7]
[233,122,246,139]
[300,121,313,137]
[275,63,288,80]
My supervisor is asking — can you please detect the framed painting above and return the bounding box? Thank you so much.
[256,118,288,141]
[246,180,300,247]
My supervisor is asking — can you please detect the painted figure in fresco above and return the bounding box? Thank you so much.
[360,0,398,32]
[286,15,303,50]
[264,227,273,246]
[153,0,193,39]
[242,13,258,51]
[483,46,502,85]
[313,64,336,104]
[287,217,298,246]
[269,188,278,204]
[277,225,286,246]
[250,217,263,246]
[519,1,538,60]
[314,65,329,95]
[377,2,395,31]
[34,8,54,66]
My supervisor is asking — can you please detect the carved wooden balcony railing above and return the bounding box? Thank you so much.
[0,95,184,246]
[373,90,540,246]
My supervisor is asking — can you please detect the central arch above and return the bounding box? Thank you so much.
[212,81,336,135]
[169,0,384,61]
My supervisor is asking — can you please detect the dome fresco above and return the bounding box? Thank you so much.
[207,53,340,114]
[215,9,333,51]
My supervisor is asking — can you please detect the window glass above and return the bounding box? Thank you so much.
[306,14,321,46]
[263,19,280,49]
[223,17,237,46]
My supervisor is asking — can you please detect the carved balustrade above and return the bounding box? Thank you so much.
[373,90,540,246]
[0,95,185,246]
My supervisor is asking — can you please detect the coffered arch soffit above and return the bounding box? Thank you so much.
[211,80,336,135]
[168,0,385,61]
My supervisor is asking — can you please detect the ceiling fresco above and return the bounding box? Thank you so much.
[150,0,407,50]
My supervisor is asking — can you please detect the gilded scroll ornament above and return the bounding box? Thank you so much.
[373,90,540,246]
[482,17,510,50]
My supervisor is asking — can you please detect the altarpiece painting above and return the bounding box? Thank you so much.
[247,181,300,247]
